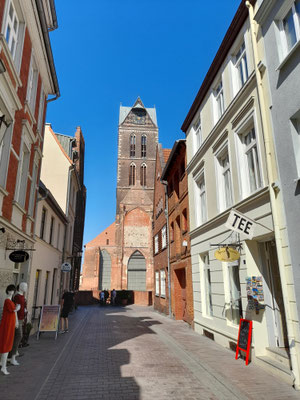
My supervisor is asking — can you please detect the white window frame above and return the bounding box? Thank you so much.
[277,0,300,60]
[194,169,207,227]
[222,261,242,326]
[28,160,38,217]
[160,269,166,298]
[214,80,224,122]
[154,234,159,254]
[37,86,45,134]
[2,0,25,72]
[193,116,202,154]
[215,144,233,212]
[0,122,13,189]
[155,271,159,296]
[161,225,167,249]
[14,139,30,208]
[235,113,263,199]
[234,41,248,91]
[200,253,213,318]
[26,52,39,114]
[291,113,300,178]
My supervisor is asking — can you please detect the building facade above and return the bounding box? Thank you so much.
[0,0,59,309]
[161,140,194,325]
[153,144,171,315]
[182,0,300,387]
[81,98,158,304]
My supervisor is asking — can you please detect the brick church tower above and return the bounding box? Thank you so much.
[115,97,158,299]
[81,98,158,304]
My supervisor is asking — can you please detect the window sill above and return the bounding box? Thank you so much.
[160,295,166,299]
[26,215,34,222]
[12,200,26,215]
[277,40,300,71]
[0,185,9,197]
[24,102,37,126]
[155,294,159,297]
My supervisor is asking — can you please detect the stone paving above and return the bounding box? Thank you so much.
[1,305,300,400]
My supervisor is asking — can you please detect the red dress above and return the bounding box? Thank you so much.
[0,298,16,353]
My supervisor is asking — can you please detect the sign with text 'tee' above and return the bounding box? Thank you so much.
[225,209,255,239]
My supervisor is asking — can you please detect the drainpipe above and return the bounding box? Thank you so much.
[246,1,300,389]
[161,180,172,318]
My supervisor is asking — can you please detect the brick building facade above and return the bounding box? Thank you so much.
[81,98,158,304]
[0,0,59,307]
[161,140,194,325]
[153,144,171,315]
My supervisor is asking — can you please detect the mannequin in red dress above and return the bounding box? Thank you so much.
[0,285,20,375]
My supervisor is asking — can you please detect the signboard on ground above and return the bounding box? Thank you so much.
[235,318,252,365]
[225,209,256,239]
[37,305,60,340]
[61,262,72,272]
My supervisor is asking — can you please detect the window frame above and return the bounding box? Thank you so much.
[28,160,39,217]
[14,139,30,208]
[200,253,213,318]
[214,79,225,122]
[0,122,13,189]
[279,1,300,57]
[129,163,136,186]
[141,135,147,158]
[140,163,147,187]
[193,116,202,154]
[40,207,47,240]
[161,225,167,249]
[155,270,160,296]
[215,143,233,212]
[234,41,249,91]
[160,269,166,298]
[154,234,159,254]
[130,134,136,157]
[49,216,55,245]
[194,169,207,227]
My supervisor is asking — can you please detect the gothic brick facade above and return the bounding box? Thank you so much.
[81,98,158,304]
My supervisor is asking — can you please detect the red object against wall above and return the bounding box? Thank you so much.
[235,318,252,366]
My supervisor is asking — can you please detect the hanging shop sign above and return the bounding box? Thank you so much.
[235,318,252,366]
[61,262,72,272]
[9,250,29,263]
[214,247,240,262]
[225,209,256,239]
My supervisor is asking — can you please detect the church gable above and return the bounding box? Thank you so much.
[119,97,157,127]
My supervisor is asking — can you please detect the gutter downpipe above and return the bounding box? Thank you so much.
[246,1,300,389]
[161,180,172,318]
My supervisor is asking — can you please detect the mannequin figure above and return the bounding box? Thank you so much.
[8,282,28,365]
[0,285,20,375]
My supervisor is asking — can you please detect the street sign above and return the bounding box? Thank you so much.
[225,209,255,239]
[215,247,240,262]
[61,262,72,272]
[9,250,29,263]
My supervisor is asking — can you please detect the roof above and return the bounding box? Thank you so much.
[161,140,186,180]
[119,97,157,127]
[181,0,256,132]
[55,133,75,158]
[163,149,172,164]
[39,180,68,224]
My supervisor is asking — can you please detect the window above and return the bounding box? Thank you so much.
[130,134,136,157]
[155,271,159,296]
[32,269,41,319]
[223,261,242,325]
[43,271,50,305]
[279,1,300,56]
[28,162,38,217]
[40,207,46,239]
[193,117,202,153]
[0,123,13,188]
[141,135,147,157]
[15,142,30,208]
[243,128,262,193]
[37,87,45,134]
[57,223,61,249]
[49,216,55,245]
[215,80,224,120]
[26,54,38,113]
[182,209,188,232]
[129,163,136,186]
[170,222,174,242]
[235,42,248,90]
[154,234,159,254]
[106,239,109,245]
[291,115,300,177]
[161,225,167,249]
[201,253,213,317]
[4,0,19,59]
[194,171,207,226]
[216,148,233,211]
[140,164,146,186]
[160,269,166,297]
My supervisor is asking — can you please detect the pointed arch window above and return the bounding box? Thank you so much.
[129,163,136,186]
[130,134,136,157]
[140,164,147,187]
[141,135,147,158]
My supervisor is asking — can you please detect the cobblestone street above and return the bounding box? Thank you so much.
[1,306,300,400]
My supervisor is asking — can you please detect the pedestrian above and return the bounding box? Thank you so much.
[111,289,116,306]
[104,289,109,306]
[60,290,74,333]
[100,290,105,306]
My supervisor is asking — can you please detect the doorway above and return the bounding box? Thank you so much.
[259,241,288,348]
[174,268,187,321]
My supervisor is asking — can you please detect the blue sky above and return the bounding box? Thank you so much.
[46,0,241,246]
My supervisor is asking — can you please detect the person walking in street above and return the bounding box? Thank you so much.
[111,289,116,306]
[100,290,105,306]
[60,290,74,333]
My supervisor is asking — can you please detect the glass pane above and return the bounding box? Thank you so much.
[9,3,14,19]
[13,17,18,33]
[5,26,11,43]
[295,0,300,18]
[253,146,262,188]
[247,150,257,192]
[224,170,232,207]
[243,55,248,81]
[283,9,297,51]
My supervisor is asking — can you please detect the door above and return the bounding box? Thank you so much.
[260,241,288,348]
